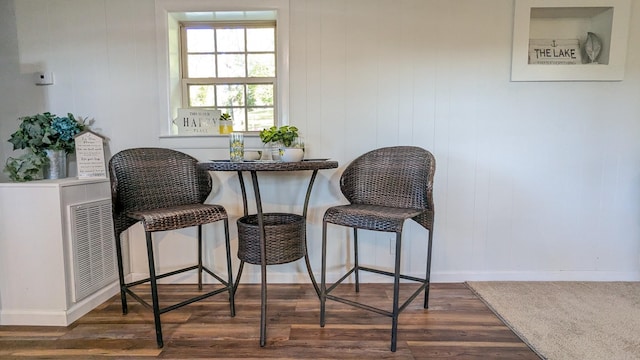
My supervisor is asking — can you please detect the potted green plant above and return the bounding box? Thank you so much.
[259,125,300,147]
[259,125,304,161]
[219,112,233,134]
[4,112,88,181]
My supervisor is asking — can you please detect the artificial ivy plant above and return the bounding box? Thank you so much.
[4,112,87,181]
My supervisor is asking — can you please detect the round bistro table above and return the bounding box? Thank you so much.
[197,159,339,347]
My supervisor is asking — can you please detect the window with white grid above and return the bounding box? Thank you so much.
[180,21,276,132]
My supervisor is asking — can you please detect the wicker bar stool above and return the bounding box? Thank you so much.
[320,146,436,352]
[109,148,235,348]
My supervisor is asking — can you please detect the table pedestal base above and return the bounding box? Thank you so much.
[197,160,339,347]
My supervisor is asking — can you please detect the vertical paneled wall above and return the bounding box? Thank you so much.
[288,0,640,281]
[1,0,639,282]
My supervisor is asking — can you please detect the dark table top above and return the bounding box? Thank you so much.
[198,159,339,172]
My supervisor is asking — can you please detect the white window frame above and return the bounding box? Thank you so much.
[180,21,277,131]
[155,0,289,138]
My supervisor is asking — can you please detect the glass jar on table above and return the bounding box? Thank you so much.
[229,132,244,162]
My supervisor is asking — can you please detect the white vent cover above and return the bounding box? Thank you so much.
[69,199,117,302]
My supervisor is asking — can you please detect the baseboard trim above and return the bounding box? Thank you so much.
[0,281,119,326]
[432,270,640,282]
[129,270,640,284]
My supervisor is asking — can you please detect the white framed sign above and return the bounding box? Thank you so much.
[173,108,220,135]
[528,39,582,65]
[74,130,107,179]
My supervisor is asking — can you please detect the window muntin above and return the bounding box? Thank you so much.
[181,22,276,132]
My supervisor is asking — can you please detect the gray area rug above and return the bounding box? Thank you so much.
[466,281,640,360]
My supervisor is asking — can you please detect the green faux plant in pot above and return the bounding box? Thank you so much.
[259,125,304,161]
[4,112,88,181]
[259,125,301,147]
[219,112,233,134]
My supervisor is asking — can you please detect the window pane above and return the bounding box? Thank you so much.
[216,28,244,52]
[247,108,274,131]
[248,54,275,77]
[186,29,215,52]
[247,28,274,52]
[247,84,273,106]
[188,85,215,106]
[218,54,246,77]
[217,107,244,131]
[231,108,246,130]
[216,84,245,107]
[187,55,215,78]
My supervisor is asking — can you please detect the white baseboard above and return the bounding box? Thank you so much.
[432,270,640,282]
[130,269,640,285]
[0,281,119,326]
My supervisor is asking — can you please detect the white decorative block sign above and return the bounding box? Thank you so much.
[74,130,107,179]
[529,39,582,65]
[174,108,220,135]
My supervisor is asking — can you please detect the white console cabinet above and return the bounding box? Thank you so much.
[0,178,119,326]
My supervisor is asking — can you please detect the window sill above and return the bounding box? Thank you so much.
[159,133,264,150]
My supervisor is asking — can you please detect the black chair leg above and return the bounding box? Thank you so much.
[424,229,434,309]
[353,228,359,293]
[197,225,203,290]
[114,234,128,315]
[223,219,235,316]
[390,232,402,352]
[145,231,163,348]
[320,221,327,328]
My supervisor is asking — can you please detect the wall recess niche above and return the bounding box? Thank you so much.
[511,0,631,81]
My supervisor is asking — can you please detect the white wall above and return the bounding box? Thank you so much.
[1,0,639,284]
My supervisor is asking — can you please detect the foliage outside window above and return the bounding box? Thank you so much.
[181,21,276,132]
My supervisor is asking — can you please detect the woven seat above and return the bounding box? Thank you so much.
[320,146,436,352]
[109,147,235,348]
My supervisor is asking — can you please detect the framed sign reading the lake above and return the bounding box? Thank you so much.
[528,39,582,65]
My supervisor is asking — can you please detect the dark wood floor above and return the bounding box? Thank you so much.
[0,283,539,359]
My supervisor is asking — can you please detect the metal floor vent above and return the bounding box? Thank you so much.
[69,199,117,302]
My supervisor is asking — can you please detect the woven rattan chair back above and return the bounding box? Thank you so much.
[110,147,212,238]
[339,146,435,229]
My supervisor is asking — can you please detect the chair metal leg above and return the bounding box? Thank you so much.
[320,221,328,328]
[353,228,359,293]
[114,233,128,315]
[424,228,434,309]
[197,225,203,290]
[223,218,235,317]
[145,231,163,348]
[390,232,403,352]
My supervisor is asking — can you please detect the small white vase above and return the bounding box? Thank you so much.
[279,148,304,162]
[43,149,67,179]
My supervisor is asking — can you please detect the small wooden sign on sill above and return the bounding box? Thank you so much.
[528,39,582,65]
[74,130,107,179]
[173,108,220,135]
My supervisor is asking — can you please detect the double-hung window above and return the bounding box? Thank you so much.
[180,21,276,132]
